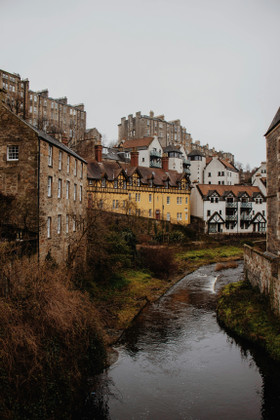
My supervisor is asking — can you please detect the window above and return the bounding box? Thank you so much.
[207,210,211,216]
[185,197,188,204]
[208,172,211,177]
[167,196,170,204]
[123,200,126,208]
[66,181,70,199]
[73,216,76,232]
[177,213,182,221]
[101,178,106,187]
[58,151,62,170]
[114,180,118,189]
[7,145,19,161]
[57,215,61,234]
[66,215,69,234]
[67,155,70,173]
[149,209,152,217]
[123,180,127,189]
[142,157,145,162]
[80,163,83,179]
[129,193,131,201]
[167,212,170,221]
[80,185,82,202]
[74,159,77,176]
[48,145,53,166]
[135,193,141,202]
[113,200,115,209]
[116,200,119,209]
[137,178,141,187]
[177,197,182,204]
[47,176,52,197]
[74,184,77,201]
[185,212,188,220]
[149,194,152,203]
[47,217,51,238]
[58,179,62,198]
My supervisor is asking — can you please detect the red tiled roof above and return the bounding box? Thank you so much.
[120,137,154,149]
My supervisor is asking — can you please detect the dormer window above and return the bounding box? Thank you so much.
[149,179,153,187]
[101,178,106,188]
[114,180,118,189]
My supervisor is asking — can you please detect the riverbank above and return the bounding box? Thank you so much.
[217,280,280,361]
[93,245,244,344]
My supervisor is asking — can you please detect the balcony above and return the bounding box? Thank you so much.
[226,215,237,221]
[240,202,252,209]
[150,161,162,169]
[183,158,191,166]
[226,202,237,208]
[150,150,162,158]
[240,214,252,221]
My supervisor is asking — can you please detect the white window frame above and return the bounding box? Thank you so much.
[47,176,52,197]
[7,145,19,161]
[47,217,51,238]
[58,151,62,170]
[67,155,70,173]
[58,179,62,198]
[57,215,61,234]
[66,181,70,199]
[48,145,53,167]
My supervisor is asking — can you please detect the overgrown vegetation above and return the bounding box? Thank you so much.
[217,281,280,361]
[0,260,106,419]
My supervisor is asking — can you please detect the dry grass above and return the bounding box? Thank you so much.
[215,261,239,271]
[0,259,106,419]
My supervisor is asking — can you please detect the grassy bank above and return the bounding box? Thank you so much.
[217,280,280,361]
[92,245,244,342]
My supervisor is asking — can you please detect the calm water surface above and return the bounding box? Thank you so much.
[83,262,280,420]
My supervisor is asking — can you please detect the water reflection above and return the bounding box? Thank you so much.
[83,262,280,420]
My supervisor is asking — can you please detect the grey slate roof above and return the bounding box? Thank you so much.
[188,150,205,157]
[265,107,280,136]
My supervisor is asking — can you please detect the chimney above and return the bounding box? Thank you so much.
[95,144,102,162]
[130,150,139,167]
[162,155,169,171]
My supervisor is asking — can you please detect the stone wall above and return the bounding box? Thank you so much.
[244,245,280,315]
[266,126,280,255]
[39,140,87,264]
[0,102,39,235]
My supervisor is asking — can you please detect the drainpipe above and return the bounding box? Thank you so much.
[37,137,40,263]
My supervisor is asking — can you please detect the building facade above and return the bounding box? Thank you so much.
[191,184,266,234]
[118,111,192,149]
[244,107,280,315]
[87,146,191,225]
[0,68,97,148]
[0,98,87,263]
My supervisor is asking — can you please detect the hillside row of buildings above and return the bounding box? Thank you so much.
[0,68,268,265]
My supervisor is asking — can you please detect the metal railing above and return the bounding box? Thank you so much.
[150,150,162,158]
[225,202,238,208]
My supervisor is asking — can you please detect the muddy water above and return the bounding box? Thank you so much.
[83,262,280,420]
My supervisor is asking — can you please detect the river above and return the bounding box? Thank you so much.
[80,262,280,420]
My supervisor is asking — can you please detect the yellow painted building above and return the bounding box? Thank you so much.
[87,151,191,225]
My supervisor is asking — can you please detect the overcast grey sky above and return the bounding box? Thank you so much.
[1,0,279,167]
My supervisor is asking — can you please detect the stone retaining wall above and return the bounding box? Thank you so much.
[244,244,280,315]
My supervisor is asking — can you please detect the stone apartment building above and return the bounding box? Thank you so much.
[0,97,87,263]
[118,111,234,162]
[0,68,101,149]
[244,106,280,315]
[87,145,191,225]
[118,111,192,149]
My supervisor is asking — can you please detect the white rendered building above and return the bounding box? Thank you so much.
[191,184,266,234]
